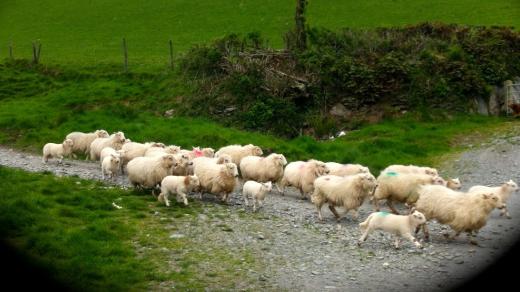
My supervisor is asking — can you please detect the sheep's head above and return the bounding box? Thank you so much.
[359,173,377,191]
[216,154,232,164]
[202,148,215,157]
[112,131,126,142]
[165,145,181,154]
[409,210,427,225]
[482,193,506,209]
[189,175,200,187]
[63,139,74,148]
[310,160,329,176]
[174,154,191,167]
[262,181,273,192]
[161,154,177,169]
[431,176,446,186]
[423,167,438,176]
[246,144,263,156]
[503,180,519,193]
[96,129,110,138]
[447,178,462,190]
[110,154,120,165]
[270,153,287,166]
[223,163,239,177]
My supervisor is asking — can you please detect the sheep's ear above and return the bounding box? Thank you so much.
[482,193,490,199]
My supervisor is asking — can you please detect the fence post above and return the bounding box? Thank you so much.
[122,38,128,72]
[169,40,174,70]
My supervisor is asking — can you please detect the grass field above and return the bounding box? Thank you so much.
[0,0,518,67]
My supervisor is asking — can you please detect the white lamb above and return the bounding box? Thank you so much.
[158,175,200,206]
[89,131,126,160]
[240,153,287,191]
[215,144,263,166]
[311,173,377,221]
[358,210,427,249]
[414,185,505,244]
[242,181,272,212]
[325,162,370,176]
[127,154,178,191]
[99,147,125,163]
[373,171,446,214]
[383,164,438,176]
[280,159,330,199]
[66,129,109,158]
[468,180,518,218]
[42,139,74,164]
[101,154,121,180]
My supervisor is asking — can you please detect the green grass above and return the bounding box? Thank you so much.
[0,0,518,68]
[0,166,260,290]
[1,62,518,174]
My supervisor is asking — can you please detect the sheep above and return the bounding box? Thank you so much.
[89,131,126,161]
[446,178,462,190]
[120,142,165,171]
[280,159,330,199]
[373,171,446,214]
[194,162,239,203]
[191,154,233,178]
[101,154,121,180]
[158,175,200,206]
[144,145,181,157]
[171,153,193,176]
[180,147,215,160]
[127,154,178,191]
[311,173,377,221]
[358,210,427,249]
[42,139,74,164]
[242,181,272,212]
[414,185,505,244]
[468,180,518,218]
[325,162,370,176]
[383,164,438,176]
[66,130,109,158]
[99,147,125,163]
[215,144,263,166]
[240,153,287,191]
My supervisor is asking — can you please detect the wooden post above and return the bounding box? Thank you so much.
[122,38,128,72]
[169,40,174,70]
[9,41,13,59]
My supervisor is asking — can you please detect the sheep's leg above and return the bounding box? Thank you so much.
[386,200,400,215]
[275,180,283,194]
[253,199,257,212]
[58,155,64,164]
[243,194,249,208]
[72,153,77,159]
[179,192,188,206]
[328,205,341,221]
[158,192,165,204]
[394,237,401,249]
[350,209,359,220]
[299,189,306,200]
[500,205,511,219]
[164,192,170,207]
[373,198,380,212]
[421,224,430,241]
[316,204,324,221]
[358,227,372,246]
[403,233,422,248]
[279,178,286,196]
[467,231,479,245]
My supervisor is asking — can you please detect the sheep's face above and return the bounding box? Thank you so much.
[162,154,177,168]
[110,154,120,165]
[189,175,200,187]
[174,154,190,167]
[224,163,239,177]
[482,193,506,209]
[165,146,181,154]
[262,181,273,192]
[312,161,329,176]
[431,176,446,186]
[113,131,126,142]
[203,148,215,157]
[96,130,110,138]
[217,154,232,164]
[271,154,287,166]
[448,178,462,190]
[359,173,377,190]
[424,167,438,176]
[410,211,427,225]
[278,154,287,166]
[504,180,518,192]
[63,139,74,148]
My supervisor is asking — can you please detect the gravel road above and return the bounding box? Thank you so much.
[1,132,519,291]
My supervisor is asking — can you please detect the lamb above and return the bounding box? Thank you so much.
[89,131,126,161]
[127,154,178,191]
[66,129,109,158]
[194,162,239,202]
[215,144,263,166]
[144,145,181,157]
[242,181,272,212]
[358,210,427,249]
[158,175,200,206]
[42,139,74,164]
[373,171,446,214]
[101,154,121,180]
[240,153,287,191]
[468,180,518,218]
[383,164,438,176]
[99,147,125,163]
[325,162,370,176]
[311,173,377,221]
[280,159,330,199]
[446,178,462,190]
[414,185,505,244]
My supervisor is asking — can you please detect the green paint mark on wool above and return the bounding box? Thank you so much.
[386,171,398,176]
[377,212,390,217]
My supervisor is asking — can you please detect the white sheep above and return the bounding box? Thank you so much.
[144,145,181,157]
[99,147,125,163]
[101,154,121,180]
[280,159,330,199]
[89,131,126,161]
[158,175,200,206]
[373,171,446,214]
[194,162,239,202]
[358,210,427,249]
[383,164,438,176]
[242,181,272,212]
[325,162,370,176]
[414,185,505,244]
[127,154,178,191]
[240,153,287,191]
[66,129,109,158]
[215,144,263,166]
[311,173,377,221]
[42,139,74,164]
[468,180,518,218]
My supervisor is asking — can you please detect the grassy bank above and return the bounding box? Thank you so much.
[0,0,517,67]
